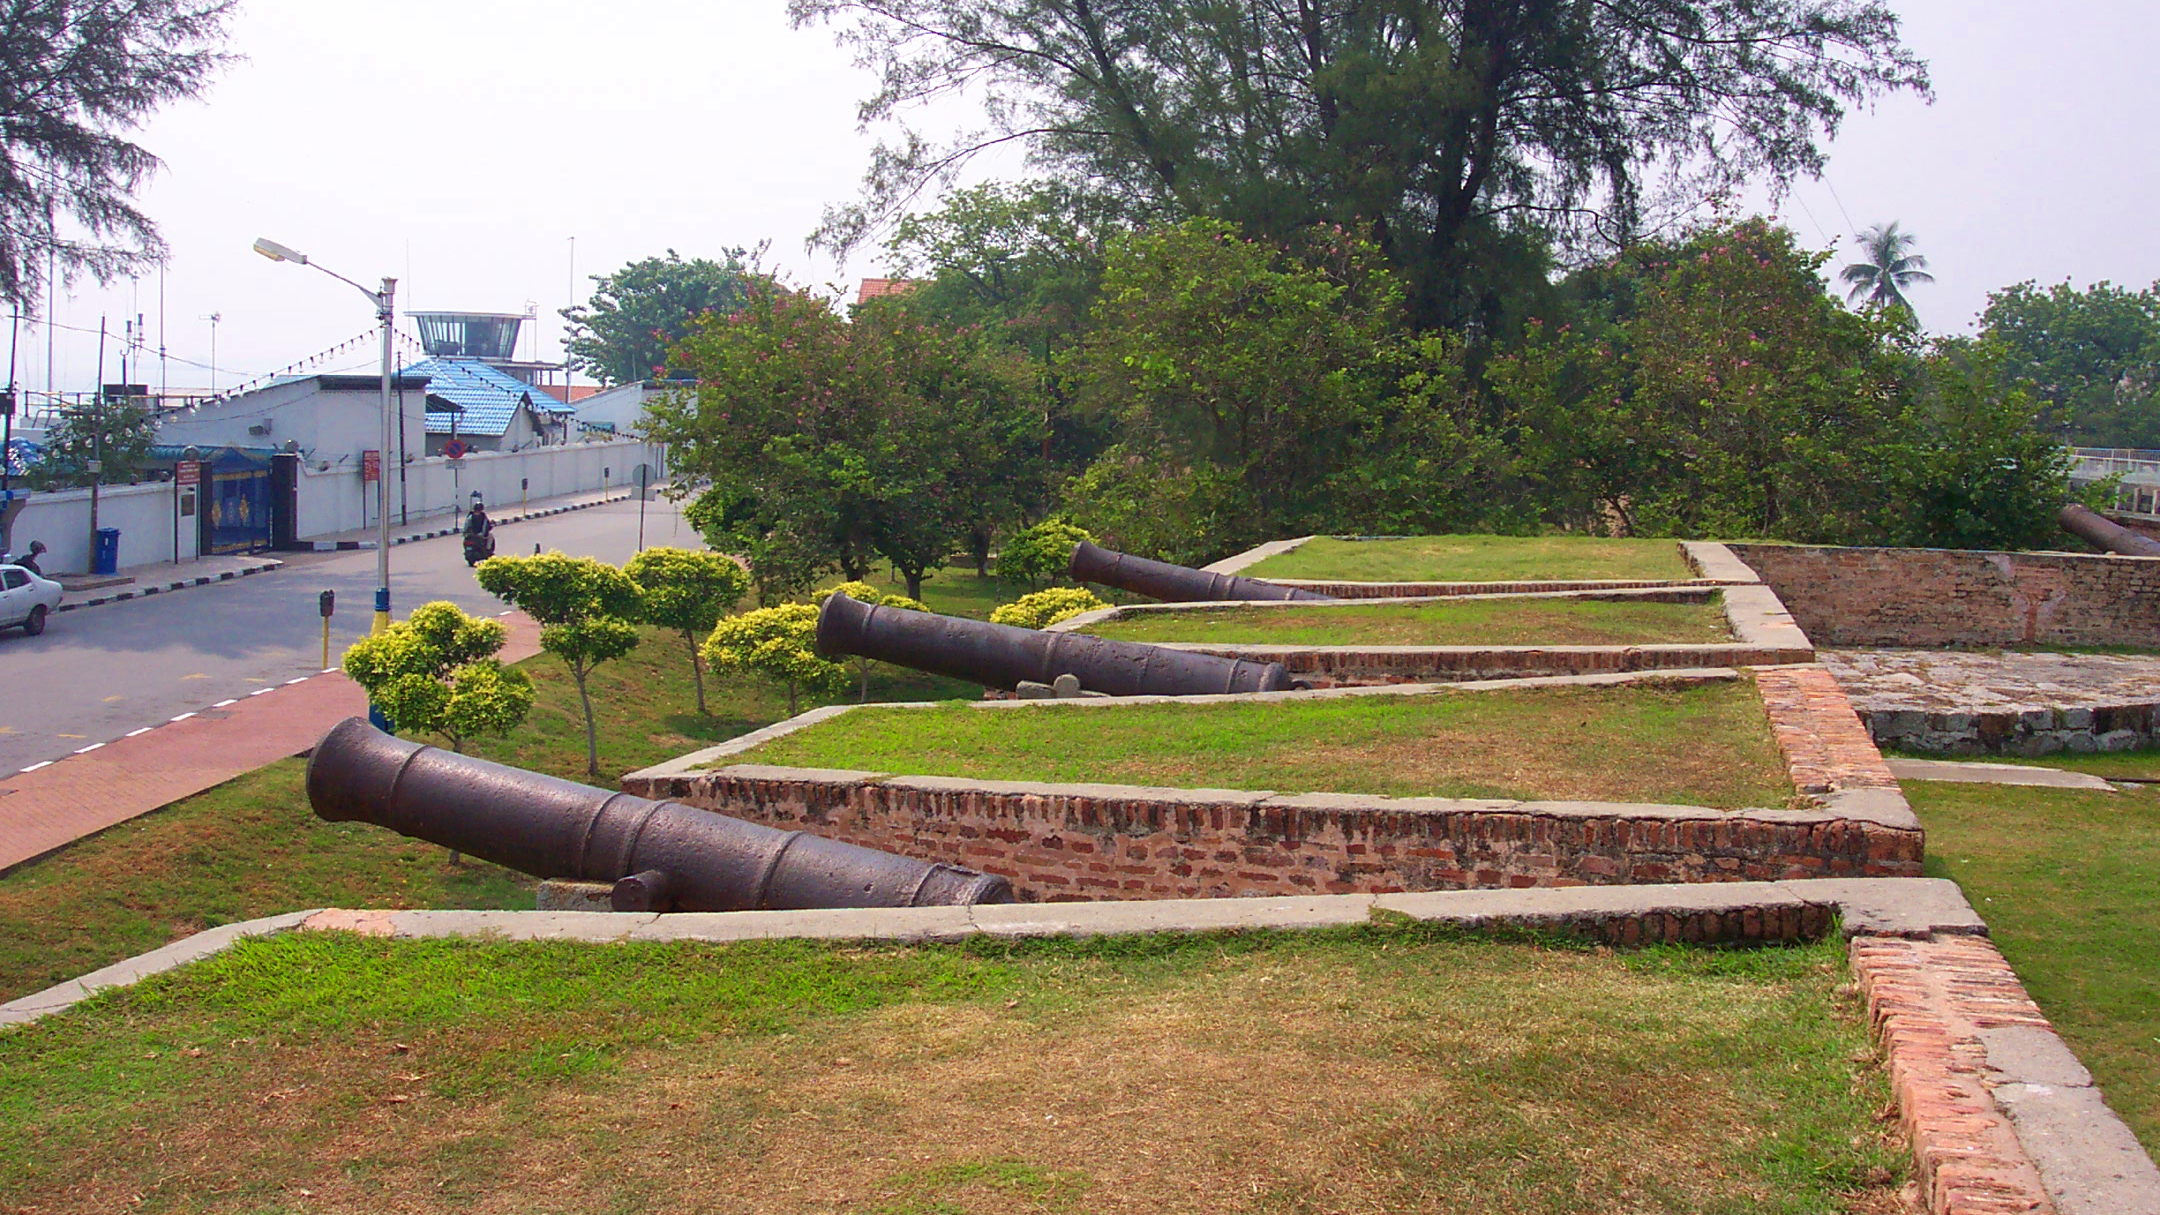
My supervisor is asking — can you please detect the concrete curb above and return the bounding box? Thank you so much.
[0,879,1972,1029]
[295,492,633,551]
[1203,535,1316,575]
[1887,758,2118,791]
[51,558,282,614]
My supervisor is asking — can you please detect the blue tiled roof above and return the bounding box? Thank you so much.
[404,358,576,437]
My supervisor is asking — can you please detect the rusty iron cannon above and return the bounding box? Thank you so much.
[1068,539,1336,603]
[307,717,1013,911]
[815,591,1293,696]
[2059,503,2160,558]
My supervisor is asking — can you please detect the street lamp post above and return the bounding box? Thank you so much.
[253,238,397,634]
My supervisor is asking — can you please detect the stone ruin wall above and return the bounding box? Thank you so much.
[1725,543,2160,649]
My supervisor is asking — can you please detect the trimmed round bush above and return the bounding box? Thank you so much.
[990,586,1109,630]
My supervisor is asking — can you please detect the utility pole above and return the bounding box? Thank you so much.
[88,318,107,573]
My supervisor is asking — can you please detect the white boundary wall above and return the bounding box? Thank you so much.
[295,438,666,538]
[5,481,202,574]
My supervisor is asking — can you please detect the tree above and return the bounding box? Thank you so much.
[561,249,754,385]
[0,0,235,311]
[703,603,849,716]
[1488,218,1911,541]
[474,552,644,777]
[793,0,1927,327]
[1978,279,2160,447]
[1840,221,1934,322]
[651,281,1044,602]
[995,519,1091,589]
[1063,219,1492,557]
[31,397,158,488]
[624,546,750,716]
[341,602,534,754]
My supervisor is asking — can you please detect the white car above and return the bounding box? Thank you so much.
[0,563,61,635]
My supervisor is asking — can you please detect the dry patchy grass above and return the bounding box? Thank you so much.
[0,928,1903,1215]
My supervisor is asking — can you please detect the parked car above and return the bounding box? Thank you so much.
[0,563,62,635]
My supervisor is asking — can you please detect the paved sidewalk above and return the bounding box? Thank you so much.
[0,612,541,874]
[299,487,637,551]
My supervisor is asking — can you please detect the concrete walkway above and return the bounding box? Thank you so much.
[51,553,283,615]
[0,612,540,874]
[1888,757,2118,790]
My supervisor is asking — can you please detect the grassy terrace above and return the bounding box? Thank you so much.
[1913,774,2160,1153]
[0,926,1903,1214]
[1244,535,1695,583]
[1082,596,1732,647]
[727,679,1795,809]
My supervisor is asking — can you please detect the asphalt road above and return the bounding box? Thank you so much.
[0,495,695,774]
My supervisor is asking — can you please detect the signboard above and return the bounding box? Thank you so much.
[175,461,200,488]
[361,449,381,483]
[441,439,469,461]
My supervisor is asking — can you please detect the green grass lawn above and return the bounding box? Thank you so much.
[1245,535,1695,583]
[1083,596,1732,647]
[0,622,984,1006]
[1911,778,2160,1152]
[0,924,1902,1215]
[728,679,1794,809]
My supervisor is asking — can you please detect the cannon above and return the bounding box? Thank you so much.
[2059,503,2160,558]
[1068,540,1336,603]
[307,717,1013,911]
[816,591,1293,696]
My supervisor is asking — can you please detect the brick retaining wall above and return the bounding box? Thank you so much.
[623,769,1921,902]
[1728,543,2160,648]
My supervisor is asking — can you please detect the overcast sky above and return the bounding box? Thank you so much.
[15,0,2160,398]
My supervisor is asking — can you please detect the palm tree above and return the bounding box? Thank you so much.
[1840,222,1934,320]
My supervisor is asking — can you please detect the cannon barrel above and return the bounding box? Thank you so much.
[815,592,1293,696]
[2059,503,2160,557]
[307,717,1013,911]
[1069,540,1335,603]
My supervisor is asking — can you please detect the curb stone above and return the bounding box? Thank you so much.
[52,558,282,614]
[296,492,633,551]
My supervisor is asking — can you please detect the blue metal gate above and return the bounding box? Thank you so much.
[206,448,273,554]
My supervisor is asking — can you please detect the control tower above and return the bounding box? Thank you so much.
[409,309,562,389]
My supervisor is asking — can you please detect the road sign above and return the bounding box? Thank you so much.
[362,449,381,483]
[175,461,199,488]
[442,439,469,460]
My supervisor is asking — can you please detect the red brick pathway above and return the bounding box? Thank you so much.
[0,611,540,873]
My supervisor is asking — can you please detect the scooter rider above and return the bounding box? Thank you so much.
[11,540,45,576]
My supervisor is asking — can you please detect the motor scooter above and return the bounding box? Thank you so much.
[463,516,496,567]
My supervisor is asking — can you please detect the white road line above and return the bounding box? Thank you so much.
[212,699,237,708]
[125,727,152,737]
[73,743,104,754]
[285,677,308,685]
[20,761,52,773]
[170,712,195,722]
[249,688,275,696]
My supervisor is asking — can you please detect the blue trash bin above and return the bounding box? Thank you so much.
[93,527,120,575]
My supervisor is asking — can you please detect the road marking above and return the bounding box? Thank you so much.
[170,712,195,722]
[212,699,237,708]
[182,673,208,680]
[20,761,52,773]
[56,733,85,739]
[321,668,337,674]
[285,677,308,685]
[249,688,275,696]
[74,743,104,754]
[102,695,124,703]
[124,727,152,737]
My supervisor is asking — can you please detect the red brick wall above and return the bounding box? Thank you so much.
[623,770,1921,902]
[1728,543,2160,648]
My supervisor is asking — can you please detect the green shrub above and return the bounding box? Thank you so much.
[990,587,1109,630]
[995,519,1093,588]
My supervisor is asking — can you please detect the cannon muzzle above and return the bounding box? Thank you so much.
[816,592,1292,696]
[307,717,1013,911]
[1069,540,1335,602]
[2059,503,2160,557]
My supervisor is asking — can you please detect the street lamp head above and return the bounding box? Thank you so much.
[251,237,307,266]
